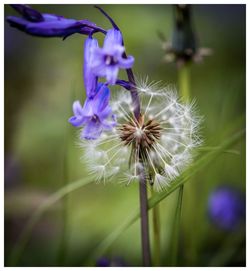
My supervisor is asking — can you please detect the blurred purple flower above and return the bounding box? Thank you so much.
[90,28,134,84]
[6,4,105,38]
[96,257,127,267]
[69,83,116,140]
[208,186,245,231]
[96,258,110,267]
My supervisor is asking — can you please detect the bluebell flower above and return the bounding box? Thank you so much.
[208,186,245,231]
[90,28,134,85]
[69,83,116,140]
[6,4,104,38]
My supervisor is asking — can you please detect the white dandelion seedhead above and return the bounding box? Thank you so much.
[79,78,202,192]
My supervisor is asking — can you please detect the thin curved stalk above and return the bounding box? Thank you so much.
[169,62,191,266]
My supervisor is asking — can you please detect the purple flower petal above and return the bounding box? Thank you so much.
[81,118,103,140]
[6,16,29,31]
[103,29,123,49]
[118,55,134,69]
[99,106,112,121]
[91,83,110,112]
[84,37,98,98]
[73,100,83,116]
[105,66,119,85]
[11,4,44,22]
[81,98,94,117]
[68,101,86,126]
[68,115,85,127]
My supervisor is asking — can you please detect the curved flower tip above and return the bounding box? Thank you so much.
[69,83,116,140]
[10,4,44,22]
[90,28,134,85]
[68,100,85,127]
[6,4,103,38]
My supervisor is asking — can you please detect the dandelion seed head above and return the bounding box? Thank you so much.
[80,77,202,191]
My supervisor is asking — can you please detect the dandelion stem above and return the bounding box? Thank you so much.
[139,174,151,266]
[151,188,161,266]
[124,49,151,266]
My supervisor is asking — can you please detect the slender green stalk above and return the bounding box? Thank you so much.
[178,62,190,102]
[170,62,191,266]
[170,184,184,266]
[151,188,161,266]
[139,178,151,266]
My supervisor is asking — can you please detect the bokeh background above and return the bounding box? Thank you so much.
[4,4,245,267]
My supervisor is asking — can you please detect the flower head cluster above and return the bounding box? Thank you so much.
[68,16,134,139]
[81,79,202,191]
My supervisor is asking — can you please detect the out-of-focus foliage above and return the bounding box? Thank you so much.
[5,4,245,267]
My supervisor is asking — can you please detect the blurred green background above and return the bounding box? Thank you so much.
[4,4,245,267]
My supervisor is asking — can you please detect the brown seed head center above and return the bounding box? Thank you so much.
[119,114,162,149]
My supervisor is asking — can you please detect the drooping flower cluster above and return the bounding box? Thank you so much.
[68,27,134,139]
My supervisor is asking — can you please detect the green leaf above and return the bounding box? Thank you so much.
[92,129,245,259]
[198,146,240,155]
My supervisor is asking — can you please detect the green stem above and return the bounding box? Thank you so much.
[139,177,151,266]
[178,62,190,102]
[171,184,184,266]
[170,62,190,266]
[151,188,161,266]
